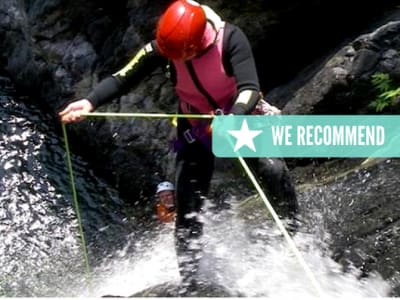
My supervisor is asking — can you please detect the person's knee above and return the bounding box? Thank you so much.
[256,158,298,217]
[257,158,288,179]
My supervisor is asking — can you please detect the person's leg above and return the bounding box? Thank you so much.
[245,157,298,220]
[175,139,214,291]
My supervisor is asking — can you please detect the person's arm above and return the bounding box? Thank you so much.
[59,41,166,123]
[222,24,260,115]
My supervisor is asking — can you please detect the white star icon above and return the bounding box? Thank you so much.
[228,119,263,152]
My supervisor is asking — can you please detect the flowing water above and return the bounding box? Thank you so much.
[0,92,137,297]
[0,85,392,297]
[86,199,391,297]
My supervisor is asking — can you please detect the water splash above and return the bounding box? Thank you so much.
[201,200,390,297]
[88,225,180,297]
[0,96,83,296]
[0,96,137,296]
[87,198,391,297]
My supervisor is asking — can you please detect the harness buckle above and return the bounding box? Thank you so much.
[214,108,224,115]
[183,129,196,144]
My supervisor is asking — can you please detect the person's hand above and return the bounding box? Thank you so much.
[58,99,94,123]
[252,99,281,116]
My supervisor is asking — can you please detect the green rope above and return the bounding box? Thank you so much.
[61,123,93,294]
[81,112,213,119]
[237,156,325,297]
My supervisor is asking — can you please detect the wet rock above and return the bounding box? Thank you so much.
[129,280,240,297]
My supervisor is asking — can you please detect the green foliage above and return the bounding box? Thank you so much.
[369,73,400,112]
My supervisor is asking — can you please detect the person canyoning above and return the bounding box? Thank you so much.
[58,0,299,294]
[155,181,176,223]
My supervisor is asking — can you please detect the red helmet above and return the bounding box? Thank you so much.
[156,0,207,60]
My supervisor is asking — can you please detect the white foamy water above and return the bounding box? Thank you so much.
[86,200,391,297]
[88,224,180,297]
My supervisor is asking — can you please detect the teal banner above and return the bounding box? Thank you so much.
[211,115,400,157]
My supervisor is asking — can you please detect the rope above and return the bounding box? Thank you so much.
[237,156,325,297]
[61,123,93,294]
[81,112,213,119]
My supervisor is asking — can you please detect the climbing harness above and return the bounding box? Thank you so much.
[62,111,325,296]
[173,120,213,151]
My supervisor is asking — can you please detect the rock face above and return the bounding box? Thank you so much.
[271,19,400,115]
[127,280,241,297]
[297,158,400,296]
[1,0,400,295]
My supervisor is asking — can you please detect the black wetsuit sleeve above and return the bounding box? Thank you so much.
[87,40,167,108]
[222,23,260,114]
[223,24,260,92]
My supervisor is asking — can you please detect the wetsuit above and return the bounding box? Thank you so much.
[156,202,175,223]
[83,21,298,290]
